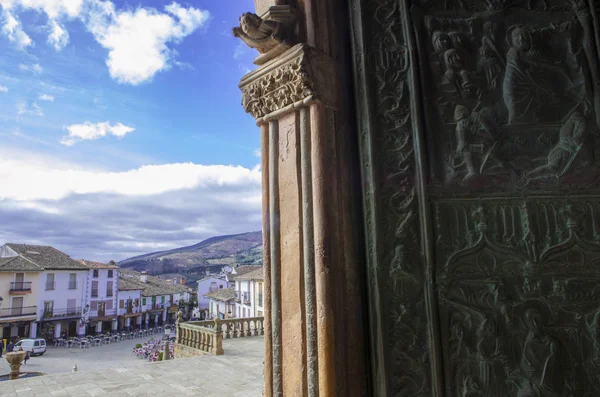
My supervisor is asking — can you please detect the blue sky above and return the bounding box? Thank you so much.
[0,0,263,261]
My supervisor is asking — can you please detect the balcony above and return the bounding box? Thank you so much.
[42,307,82,319]
[0,306,37,318]
[68,282,77,290]
[9,281,32,294]
[45,281,55,290]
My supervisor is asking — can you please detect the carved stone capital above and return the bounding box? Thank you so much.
[239,44,336,122]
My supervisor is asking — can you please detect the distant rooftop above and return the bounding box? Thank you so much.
[79,259,119,269]
[119,269,193,297]
[205,287,236,302]
[2,243,89,271]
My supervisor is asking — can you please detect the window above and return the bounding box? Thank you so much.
[106,300,113,310]
[91,280,98,297]
[11,297,23,316]
[119,300,124,309]
[106,281,113,297]
[161,296,165,303]
[68,273,77,289]
[220,285,223,289]
[210,281,217,292]
[46,273,55,290]
[107,270,113,278]
[93,269,99,278]
[142,298,146,306]
[67,299,76,315]
[43,301,54,317]
[90,301,98,311]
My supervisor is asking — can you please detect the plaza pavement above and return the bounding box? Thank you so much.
[0,336,264,396]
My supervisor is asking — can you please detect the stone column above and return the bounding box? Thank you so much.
[29,322,37,338]
[237,2,367,395]
[96,321,102,334]
[54,323,62,339]
[112,319,118,331]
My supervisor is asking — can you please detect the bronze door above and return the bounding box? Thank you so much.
[350,0,600,396]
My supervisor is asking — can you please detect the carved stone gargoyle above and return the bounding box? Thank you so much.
[233,13,283,54]
[233,7,295,66]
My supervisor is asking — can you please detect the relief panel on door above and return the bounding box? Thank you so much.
[412,0,600,191]
[434,197,600,396]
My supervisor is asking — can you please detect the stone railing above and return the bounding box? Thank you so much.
[175,321,223,358]
[188,317,264,339]
[175,315,264,357]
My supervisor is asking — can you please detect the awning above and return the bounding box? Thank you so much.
[120,313,142,318]
[91,316,118,321]
[0,317,36,324]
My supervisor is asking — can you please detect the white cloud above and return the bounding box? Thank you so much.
[19,63,43,73]
[0,84,7,92]
[16,101,43,116]
[0,159,261,201]
[38,94,54,101]
[253,148,261,158]
[47,19,69,50]
[0,150,262,261]
[1,1,209,83]
[86,2,210,85]
[1,8,32,48]
[61,121,134,146]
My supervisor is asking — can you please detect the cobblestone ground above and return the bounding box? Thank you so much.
[0,337,264,397]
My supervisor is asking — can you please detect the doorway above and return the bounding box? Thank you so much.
[349,0,600,395]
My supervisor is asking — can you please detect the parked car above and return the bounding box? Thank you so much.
[14,339,46,355]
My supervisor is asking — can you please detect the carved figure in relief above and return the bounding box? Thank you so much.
[503,27,574,125]
[442,49,476,100]
[510,308,565,397]
[433,31,453,54]
[451,105,500,180]
[524,111,587,183]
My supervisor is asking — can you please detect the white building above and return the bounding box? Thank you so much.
[79,260,119,335]
[117,278,143,331]
[205,287,236,319]
[0,254,43,340]
[232,266,264,318]
[119,270,193,328]
[0,244,89,339]
[197,275,232,319]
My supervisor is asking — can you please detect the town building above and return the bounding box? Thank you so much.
[197,274,232,319]
[0,254,42,340]
[204,287,236,319]
[0,244,89,339]
[79,260,119,335]
[119,270,193,327]
[116,277,143,331]
[232,266,264,318]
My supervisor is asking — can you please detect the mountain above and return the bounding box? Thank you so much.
[118,231,263,277]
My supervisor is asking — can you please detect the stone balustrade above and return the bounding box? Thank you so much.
[190,317,265,339]
[175,321,223,358]
[175,315,264,357]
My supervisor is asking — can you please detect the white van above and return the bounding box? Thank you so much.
[14,339,46,355]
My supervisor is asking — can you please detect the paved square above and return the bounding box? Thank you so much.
[0,337,264,397]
